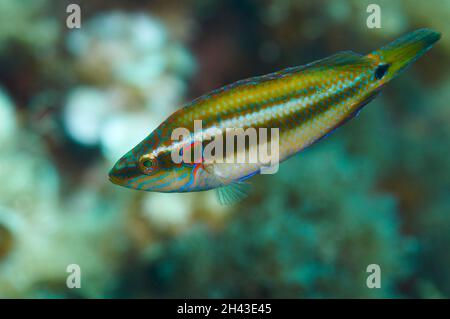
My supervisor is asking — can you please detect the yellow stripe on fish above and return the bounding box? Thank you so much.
[109,28,441,204]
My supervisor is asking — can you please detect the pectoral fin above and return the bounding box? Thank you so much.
[215,181,250,206]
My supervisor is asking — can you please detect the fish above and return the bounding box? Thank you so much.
[109,28,441,204]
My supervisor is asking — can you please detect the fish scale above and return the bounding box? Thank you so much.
[169,60,373,164]
[109,28,441,201]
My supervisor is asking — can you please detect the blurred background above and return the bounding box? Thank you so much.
[0,0,448,298]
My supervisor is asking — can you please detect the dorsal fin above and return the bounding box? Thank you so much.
[308,51,365,68]
[267,51,367,79]
[189,51,367,102]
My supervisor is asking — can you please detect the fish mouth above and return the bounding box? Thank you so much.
[108,163,143,187]
[108,151,143,188]
[108,172,124,186]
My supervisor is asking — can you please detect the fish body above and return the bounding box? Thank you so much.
[109,29,440,199]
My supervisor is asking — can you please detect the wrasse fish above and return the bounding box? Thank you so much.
[109,28,441,204]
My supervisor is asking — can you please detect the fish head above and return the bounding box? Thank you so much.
[108,131,196,192]
[366,28,440,88]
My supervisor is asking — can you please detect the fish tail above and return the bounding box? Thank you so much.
[367,28,441,79]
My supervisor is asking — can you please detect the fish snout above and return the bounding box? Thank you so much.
[108,152,142,187]
[108,172,124,185]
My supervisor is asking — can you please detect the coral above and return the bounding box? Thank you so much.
[0,0,59,54]
[0,88,129,298]
[64,11,195,163]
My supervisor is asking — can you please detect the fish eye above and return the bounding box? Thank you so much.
[142,160,153,168]
[374,63,390,80]
[138,154,158,174]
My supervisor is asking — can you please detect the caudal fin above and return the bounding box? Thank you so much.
[367,28,441,79]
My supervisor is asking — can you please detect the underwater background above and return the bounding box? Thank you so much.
[0,0,448,298]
